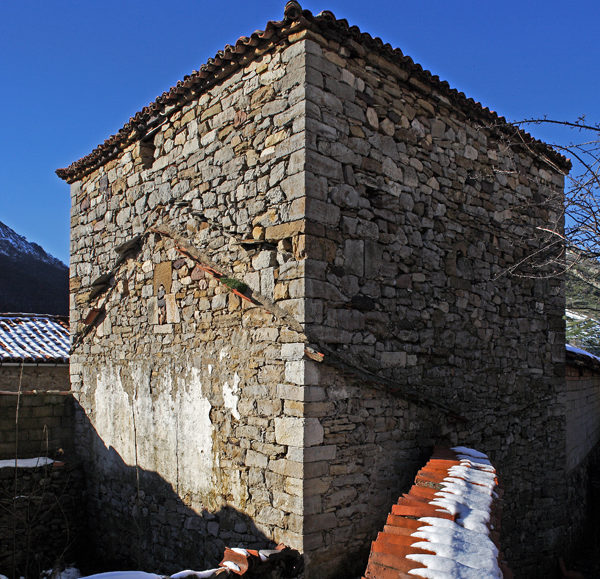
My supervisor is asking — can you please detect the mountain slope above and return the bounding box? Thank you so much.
[566,253,600,355]
[0,221,68,315]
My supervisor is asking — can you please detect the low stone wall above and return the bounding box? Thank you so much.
[565,363,600,471]
[0,391,75,460]
[564,356,600,557]
[0,461,87,579]
[0,364,69,393]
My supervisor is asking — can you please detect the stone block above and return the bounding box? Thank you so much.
[344,239,364,276]
[269,458,303,479]
[306,151,343,181]
[304,418,324,447]
[280,173,305,201]
[260,267,275,299]
[280,343,305,360]
[285,361,304,385]
[304,512,338,533]
[306,199,340,226]
[165,294,180,323]
[274,417,323,447]
[273,490,303,515]
[287,445,337,463]
[265,220,305,241]
[380,351,407,367]
[245,449,268,468]
[147,297,159,325]
[277,384,326,402]
[275,416,303,446]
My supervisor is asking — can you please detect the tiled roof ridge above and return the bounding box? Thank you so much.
[0,312,68,321]
[56,1,569,183]
[0,313,69,332]
[362,445,512,578]
[56,3,306,184]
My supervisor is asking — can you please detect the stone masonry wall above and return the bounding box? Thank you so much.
[66,21,569,579]
[69,38,312,573]
[298,32,566,578]
[0,365,69,393]
[0,461,86,579]
[565,363,600,471]
[0,391,74,460]
[564,361,600,550]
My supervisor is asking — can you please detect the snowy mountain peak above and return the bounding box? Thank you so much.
[0,221,66,268]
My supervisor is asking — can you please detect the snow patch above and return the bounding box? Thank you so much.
[451,446,488,460]
[407,554,500,578]
[222,561,241,572]
[170,571,222,579]
[83,573,160,579]
[566,309,587,321]
[0,456,54,469]
[44,568,82,579]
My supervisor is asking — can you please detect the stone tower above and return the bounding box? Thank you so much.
[58,3,569,577]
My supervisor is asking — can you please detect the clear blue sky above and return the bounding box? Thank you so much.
[1,0,598,264]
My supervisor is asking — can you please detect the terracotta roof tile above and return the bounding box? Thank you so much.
[56,1,569,183]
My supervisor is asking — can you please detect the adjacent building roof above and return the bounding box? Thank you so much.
[56,1,570,184]
[566,343,600,370]
[0,314,70,363]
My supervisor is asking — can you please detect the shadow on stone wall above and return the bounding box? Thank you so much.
[72,398,277,576]
[564,442,600,571]
[0,460,87,579]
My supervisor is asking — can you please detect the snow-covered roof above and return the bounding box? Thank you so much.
[566,343,600,365]
[0,313,69,363]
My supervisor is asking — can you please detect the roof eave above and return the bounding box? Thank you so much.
[56,1,570,183]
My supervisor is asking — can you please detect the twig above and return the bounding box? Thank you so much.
[12,361,24,579]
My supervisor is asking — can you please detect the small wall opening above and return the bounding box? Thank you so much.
[139,138,155,170]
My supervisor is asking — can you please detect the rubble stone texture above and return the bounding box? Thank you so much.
[566,359,600,470]
[0,461,86,577]
[0,391,74,459]
[62,7,571,578]
[0,365,69,392]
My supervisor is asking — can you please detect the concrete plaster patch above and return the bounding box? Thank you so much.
[92,363,138,467]
[91,362,214,496]
[223,372,241,420]
[153,262,172,294]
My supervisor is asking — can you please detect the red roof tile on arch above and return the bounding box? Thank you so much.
[362,446,511,578]
[56,1,570,184]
